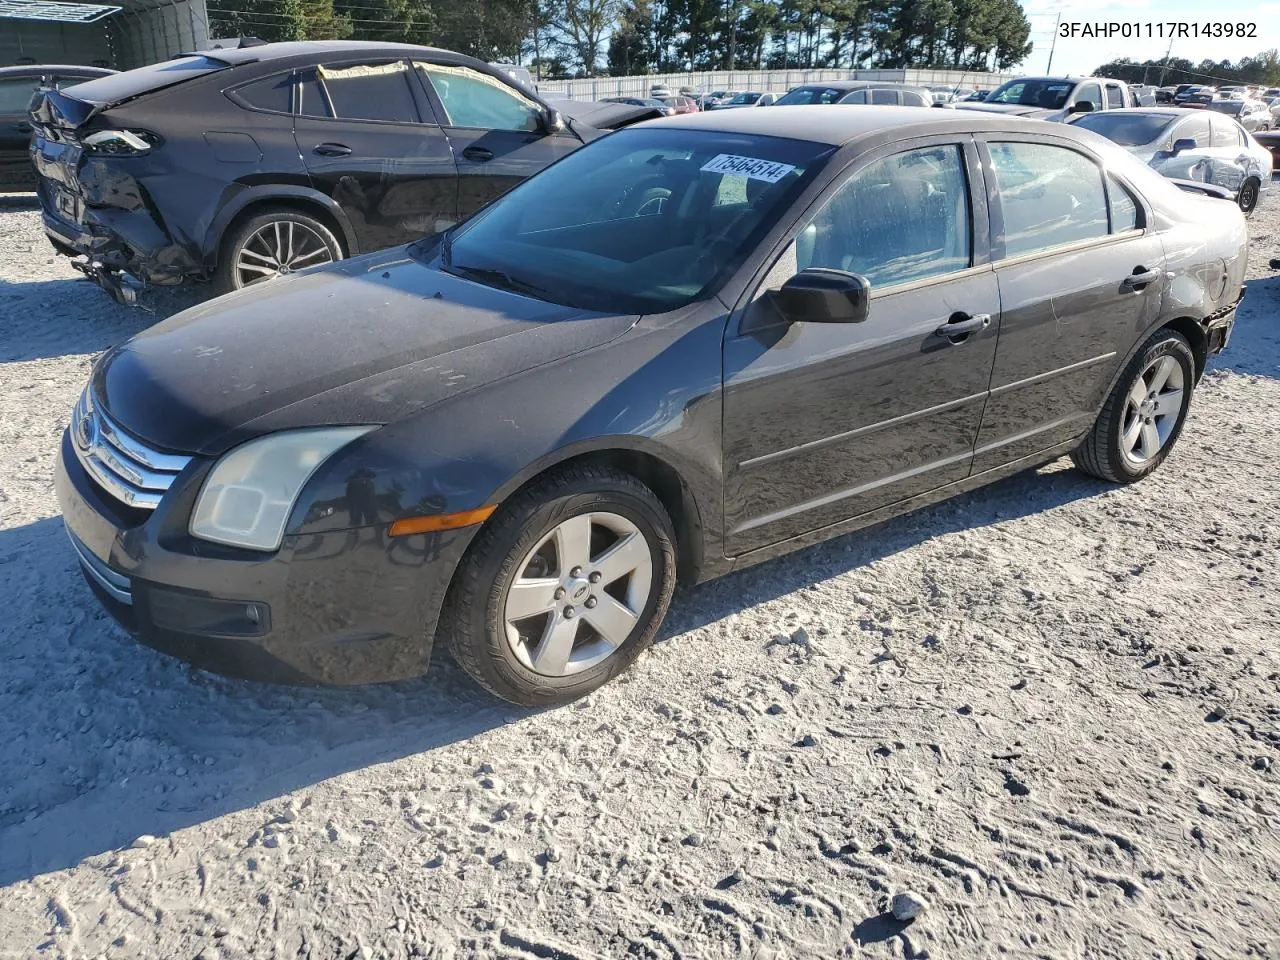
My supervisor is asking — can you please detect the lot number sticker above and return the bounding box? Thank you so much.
[700,154,797,183]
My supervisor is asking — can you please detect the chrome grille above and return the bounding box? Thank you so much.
[72,388,191,510]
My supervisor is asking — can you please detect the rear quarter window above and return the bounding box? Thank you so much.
[231,73,294,114]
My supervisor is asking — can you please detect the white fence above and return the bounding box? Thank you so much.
[537,67,1016,99]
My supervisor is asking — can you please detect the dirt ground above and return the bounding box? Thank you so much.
[1,193,1278,960]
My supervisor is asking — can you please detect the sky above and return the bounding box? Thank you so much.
[1018,0,1280,79]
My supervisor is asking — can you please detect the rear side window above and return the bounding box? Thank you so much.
[1105,84,1124,109]
[233,73,293,114]
[0,77,39,112]
[870,88,897,105]
[298,70,329,118]
[903,90,930,107]
[417,63,542,132]
[317,62,419,123]
[988,142,1109,257]
[798,144,971,288]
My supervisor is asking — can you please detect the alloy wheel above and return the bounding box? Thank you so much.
[235,220,335,288]
[1120,354,1185,466]
[503,512,653,677]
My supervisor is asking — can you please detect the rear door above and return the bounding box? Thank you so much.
[414,61,580,220]
[973,136,1165,471]
[293,59,457,252]
[722,138,999,554]
[0,72,41,189]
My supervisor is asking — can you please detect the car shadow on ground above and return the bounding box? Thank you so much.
[1211,272,1280,380]
[0,278,203,363]
[0,456,1107,886]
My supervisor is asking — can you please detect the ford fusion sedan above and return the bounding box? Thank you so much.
[28,41,657,302]
[56,107,1246,705]
[1072,107,1272,214]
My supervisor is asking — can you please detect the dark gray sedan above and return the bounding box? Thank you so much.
[56,107,1247,705]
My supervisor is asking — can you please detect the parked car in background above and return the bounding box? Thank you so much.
[0,63,115,190]
[1155,86,1177,103]
[774,81,931,107]
[928,85,975,104]
[1175,85,1215,106]
[709,90,776,108]
[1072,107,1271,214]
[956,75,1134,120]
[657,95,699,114]
[489,62,535,91]
[602,96,677,116]
[1129,84,1158,106]
[1253,129,1280,169]
[28,41,659,302]
[962,89,989,101]
[1206,98,1273,132]
[56,107,1246,705]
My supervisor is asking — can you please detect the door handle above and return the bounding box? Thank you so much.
[934,312,990,340]
[312,142,352,157]
[462,146,494,162]
[1122,267,1162,290]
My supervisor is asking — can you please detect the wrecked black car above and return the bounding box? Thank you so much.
[29,41,660,302]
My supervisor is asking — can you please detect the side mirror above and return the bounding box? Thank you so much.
[1172,137,1197,154]
[1069,101,1095,114]
[543,108,565,134]
[771,269,869,324]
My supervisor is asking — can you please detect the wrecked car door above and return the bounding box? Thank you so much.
[294,60,458,250]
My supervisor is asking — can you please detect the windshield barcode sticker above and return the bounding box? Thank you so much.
[700,154,796,183]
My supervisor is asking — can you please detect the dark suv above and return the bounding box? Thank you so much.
[29,41,650,300]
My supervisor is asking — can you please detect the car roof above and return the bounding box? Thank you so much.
[188,40,455,66]
[0,64,115,78]
[643,104,1082,146]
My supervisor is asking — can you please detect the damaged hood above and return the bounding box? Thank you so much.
[93,247,636,457]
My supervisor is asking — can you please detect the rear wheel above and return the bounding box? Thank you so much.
[441,465,677,706]
[212,208,343,295]
[1071,329,1195,484]
[1238,177,1261,216]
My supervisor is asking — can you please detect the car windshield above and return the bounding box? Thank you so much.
[1073,112,1177,146]
[432,128,833,314]
[775,86,848,105]
[1207,100,1244,115]
[985,78,1074,109]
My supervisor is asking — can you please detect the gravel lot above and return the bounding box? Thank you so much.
[1,196,1278,960]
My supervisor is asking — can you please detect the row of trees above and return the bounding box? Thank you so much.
[206,0,1032,78]
[1093,51,1280,88]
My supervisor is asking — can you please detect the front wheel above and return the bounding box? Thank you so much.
[1238,177,1261,216]
[1071,329,1195,484]
[441,465,677,706]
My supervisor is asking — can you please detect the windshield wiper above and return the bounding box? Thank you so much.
[445,263,553,301]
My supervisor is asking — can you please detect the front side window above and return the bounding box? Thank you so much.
[0,77,39,112]
[436,128,832,313]
[1105,84,1125,109]
[988,142,1109,257]
[796,145,971,288]
[1175,115,1212,149]
[417,63,541,132]
[1074,83,1103,111]
[316,62,419,123]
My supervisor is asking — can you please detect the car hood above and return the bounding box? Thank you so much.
[93,247,635,457]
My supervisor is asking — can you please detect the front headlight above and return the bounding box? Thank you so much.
[190,427,375,551]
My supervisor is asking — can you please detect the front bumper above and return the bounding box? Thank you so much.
[54,431,471,685]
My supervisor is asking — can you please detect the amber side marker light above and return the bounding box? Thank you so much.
[388,505,496,537]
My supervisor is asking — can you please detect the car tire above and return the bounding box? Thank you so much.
[441,465,677,706]
[1071,329,1195,484]
[211,208,344,295]
[1238,177,1261,216]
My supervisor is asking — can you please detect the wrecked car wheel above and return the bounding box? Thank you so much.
[213,208,343,295]
[1238,178,1261,217]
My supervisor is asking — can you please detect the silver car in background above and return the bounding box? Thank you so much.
[1073,108,1272,215]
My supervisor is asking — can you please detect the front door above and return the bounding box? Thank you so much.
[722,141,999,555]
[974,137,1166,471]
[293,59,457,253]
[413,61,581,220]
